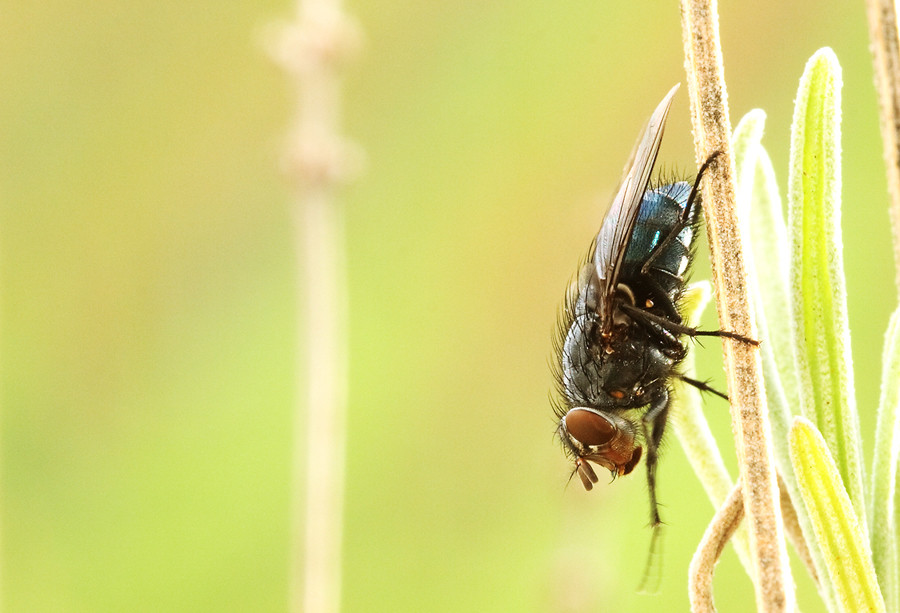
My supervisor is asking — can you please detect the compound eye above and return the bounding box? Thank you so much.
[564,408,617,447]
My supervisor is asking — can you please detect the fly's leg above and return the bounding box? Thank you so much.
[641,389,671,529]
[619,303,686,358]
[631,274,683,323]
[678,374,729,401]
[637,388,677,594]
[683,151,722,220]
[621,306,738,400]
[620,302,759,346]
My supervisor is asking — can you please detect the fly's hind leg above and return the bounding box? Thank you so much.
[641,389,671,529]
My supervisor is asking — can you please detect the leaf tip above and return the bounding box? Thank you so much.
[802,47,843,87]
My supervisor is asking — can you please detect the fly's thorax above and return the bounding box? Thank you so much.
[561,311,676,409]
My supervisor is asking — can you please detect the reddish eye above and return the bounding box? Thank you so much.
[609,389,626,399]
[565,409,617,446]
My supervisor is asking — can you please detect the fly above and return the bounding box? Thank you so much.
[551,84,756,566]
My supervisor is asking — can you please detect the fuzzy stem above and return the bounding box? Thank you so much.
[680,1,793,610]
[689,480,745,613]
[865,0,900,294]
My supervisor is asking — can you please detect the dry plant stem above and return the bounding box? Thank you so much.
[866,0,900,293]
[680,0,792,611]
[276,2,358,612]
[689,480,745,613]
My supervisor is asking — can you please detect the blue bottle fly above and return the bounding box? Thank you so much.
[552,85,755,541]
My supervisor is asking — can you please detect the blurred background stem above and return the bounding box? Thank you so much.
[294,192,347,613]
[865,0,900,293]
[272,2,359,611]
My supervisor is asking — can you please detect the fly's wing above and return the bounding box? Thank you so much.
[592,84,679,329]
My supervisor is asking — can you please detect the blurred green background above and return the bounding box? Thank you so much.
[1,1,895,611]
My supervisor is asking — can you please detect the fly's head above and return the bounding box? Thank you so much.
[557,406,643,490]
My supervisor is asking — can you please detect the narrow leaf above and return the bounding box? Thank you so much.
[790,417,885,612]
[787,47,866,535]
[733,111,797,438]
[745,145,799,413]
[733,111,836,611]
[870,306,900,612]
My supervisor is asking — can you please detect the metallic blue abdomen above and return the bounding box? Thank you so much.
[620,181,696,300]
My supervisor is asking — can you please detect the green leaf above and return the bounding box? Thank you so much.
[787,47,866,535]
[734,116,799,416]
[732,111,794,478]
[790,417,885,612]
[732,111,796,442]
[870,306,900,612]
[670,282,753,577]
[733,110,836,611]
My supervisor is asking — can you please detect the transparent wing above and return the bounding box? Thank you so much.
[592,84,679,330]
